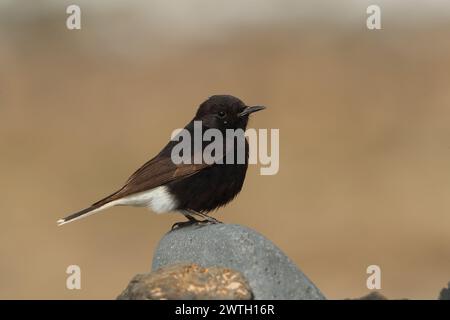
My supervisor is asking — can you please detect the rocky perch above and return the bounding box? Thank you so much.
[117,263,253,300]
[119,223,325,300]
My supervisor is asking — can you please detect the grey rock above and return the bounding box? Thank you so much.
[439,282,450,300]
[118,263,253,300]
[152,223,325,300]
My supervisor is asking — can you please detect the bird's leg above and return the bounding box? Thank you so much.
[186,209,223,224]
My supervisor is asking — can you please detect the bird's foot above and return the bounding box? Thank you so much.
[171,220,198,230]
[171,217,222,231]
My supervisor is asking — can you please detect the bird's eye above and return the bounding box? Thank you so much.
[218,111,226,118]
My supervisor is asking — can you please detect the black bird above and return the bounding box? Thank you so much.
[57,95,265,227]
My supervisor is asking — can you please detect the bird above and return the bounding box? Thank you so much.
[57,95,265,228]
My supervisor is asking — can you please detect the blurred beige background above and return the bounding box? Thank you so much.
[1,0,450,299]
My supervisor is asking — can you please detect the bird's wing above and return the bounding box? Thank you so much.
[125,155,209,194]
[58,154,209,225]
[92,132,244,207]
[92,153,210,207]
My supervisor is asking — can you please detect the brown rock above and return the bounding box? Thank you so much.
[117,263,253,300]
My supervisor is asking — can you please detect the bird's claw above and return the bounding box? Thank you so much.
[171,218,222,231]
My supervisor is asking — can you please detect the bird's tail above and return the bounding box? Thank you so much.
[57,191,123,226]
[57,202,116,226]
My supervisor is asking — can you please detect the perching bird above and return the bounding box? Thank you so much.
[57,95,265,228]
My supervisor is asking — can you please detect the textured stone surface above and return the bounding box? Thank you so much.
[152,223,325,300]
[439,282,450,300]
[118,263,252,300]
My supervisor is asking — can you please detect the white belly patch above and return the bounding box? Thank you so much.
[116,186,178,214]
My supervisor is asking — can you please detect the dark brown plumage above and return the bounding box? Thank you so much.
[58,95,265,226]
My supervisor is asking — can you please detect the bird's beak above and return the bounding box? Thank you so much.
[238,105,266,117]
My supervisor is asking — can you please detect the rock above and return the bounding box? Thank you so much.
[353,292,388,300]
[118,263,253,300]
[439,282,450,300]
[152,223,325,300]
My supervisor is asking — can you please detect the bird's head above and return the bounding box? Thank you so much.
[194,95,265,131]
